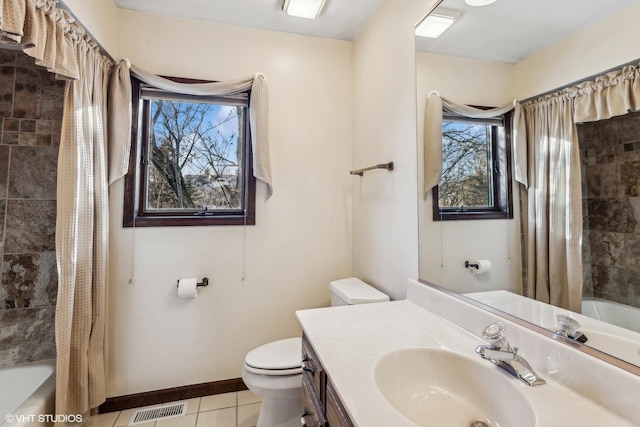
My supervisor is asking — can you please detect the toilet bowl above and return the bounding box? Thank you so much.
[242,278,389,427]
[242,338,303,427]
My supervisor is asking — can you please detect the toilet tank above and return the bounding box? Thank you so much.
[329,277,390,306]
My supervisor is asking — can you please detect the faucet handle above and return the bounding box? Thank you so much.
[482,322,508,349]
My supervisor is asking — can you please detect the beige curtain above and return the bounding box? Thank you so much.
[0,0,81,80]
[519,62,640,313]
[55,55,130,422]
[130,64,273,196]
[55,39,112,417]
[573,64,640,123]
[423,91,516,196]
[521,91,583,312]
[1,0,132,421]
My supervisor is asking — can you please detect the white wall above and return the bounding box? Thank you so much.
[61,0,120,58]
[515,2,640,99]
[106,10,353,396]
[350,0,435,301]
[416,53,522,295]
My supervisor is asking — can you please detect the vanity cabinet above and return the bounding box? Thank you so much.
[325,379,354,427]
[301,334,354,427]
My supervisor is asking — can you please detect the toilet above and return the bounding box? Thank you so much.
[242,277,389,427]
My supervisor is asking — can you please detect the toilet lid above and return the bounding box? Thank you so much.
[245,337,302,371]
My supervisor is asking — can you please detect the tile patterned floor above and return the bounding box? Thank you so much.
[85,391,261,427]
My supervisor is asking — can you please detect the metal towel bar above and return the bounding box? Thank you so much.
[350,162,394,176]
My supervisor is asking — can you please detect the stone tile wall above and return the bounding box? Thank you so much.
[578,111,640,309]
[0,49,64,367]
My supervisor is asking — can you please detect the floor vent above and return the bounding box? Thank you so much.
[129,403,187,425]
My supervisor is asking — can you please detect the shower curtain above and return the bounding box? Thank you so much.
[520,91,583,312]
[0,0,131,421]
[517,64,640,313]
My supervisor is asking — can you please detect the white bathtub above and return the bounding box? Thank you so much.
[582,298,640,334]
[0,360,55,427]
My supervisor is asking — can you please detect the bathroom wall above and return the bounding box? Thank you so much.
[514,3,640,100]
[350,0,431,301]
[61,0,120,59]
[351,0,518,299]
[578,112,640,309]
[416,53,522,295]
[105,10,353,396]
[0,49,64,367]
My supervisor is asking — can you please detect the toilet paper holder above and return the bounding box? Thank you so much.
[464,261,479,270]
[175,277,209,288]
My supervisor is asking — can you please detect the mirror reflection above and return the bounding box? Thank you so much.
[416,0,640,368]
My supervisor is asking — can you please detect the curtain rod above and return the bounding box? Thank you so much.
[521,57,640,103]
[57,0,116,63]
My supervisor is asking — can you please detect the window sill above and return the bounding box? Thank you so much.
[433,210,513,221]
[123,214,255,227]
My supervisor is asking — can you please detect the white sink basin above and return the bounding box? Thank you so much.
[374,348,536,427]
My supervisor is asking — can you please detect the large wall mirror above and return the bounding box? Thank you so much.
[416,0,640,372]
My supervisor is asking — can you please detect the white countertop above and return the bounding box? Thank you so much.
[296,297,636,426]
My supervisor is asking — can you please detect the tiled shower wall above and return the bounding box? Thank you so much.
[578,111,640,309]
[0,49,64,367]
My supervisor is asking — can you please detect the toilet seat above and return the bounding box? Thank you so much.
[244,337,303,376]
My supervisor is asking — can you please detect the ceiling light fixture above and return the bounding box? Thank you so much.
[465,0,498,6]
[283,0,327,19]
[415,9,460,39]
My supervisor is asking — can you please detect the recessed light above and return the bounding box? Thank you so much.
[415,9,460,39]
[283,0,327,19]
[465,0,498,6]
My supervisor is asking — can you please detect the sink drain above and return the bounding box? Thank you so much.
[470,422,489,427]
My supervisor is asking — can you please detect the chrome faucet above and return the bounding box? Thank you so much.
[475,322,546,386]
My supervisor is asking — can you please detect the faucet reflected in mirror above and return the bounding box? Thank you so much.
[416,0,640,373]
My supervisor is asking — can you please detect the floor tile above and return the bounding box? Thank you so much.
[85,412,120,427]
[199,393,236,412]
[237,390,261,406]
[237,402,260,427]
[89,391,261,427]
[195,408,236,427]
[155,413,197,427]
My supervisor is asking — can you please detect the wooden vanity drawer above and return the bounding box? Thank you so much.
[302,333,325,403]
[302,373,327,427]
[301,333,353,427]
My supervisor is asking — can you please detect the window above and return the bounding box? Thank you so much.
[123,77,255,227]
[432,111,513,221]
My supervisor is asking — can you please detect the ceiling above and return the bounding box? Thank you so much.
[417,0,640,64]
[111,0,640,64]
[112,0,382,41]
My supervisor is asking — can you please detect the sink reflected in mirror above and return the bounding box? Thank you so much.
[575,330,640,366]
[539,327,640,366]
[374,348,536,427]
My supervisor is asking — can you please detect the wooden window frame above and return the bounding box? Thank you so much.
[432,111,513,221]
[123,76,256,227]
